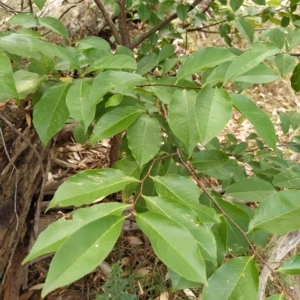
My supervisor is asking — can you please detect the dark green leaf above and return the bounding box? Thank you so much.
[230,0,243,11]
[291,63,300,92]
[176,4,188,21]
[138,2,152,22]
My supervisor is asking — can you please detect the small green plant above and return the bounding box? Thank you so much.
[96,262,137,300]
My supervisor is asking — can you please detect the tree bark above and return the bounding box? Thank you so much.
[0,100,50,299]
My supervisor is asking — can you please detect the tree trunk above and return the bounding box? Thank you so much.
[0,100,50,299]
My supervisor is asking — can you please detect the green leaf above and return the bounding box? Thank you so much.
[168,268,200,291]
[275,53,296,77]
[202,257,259,300]
[8,12,39,28]
[265,295,285,300]
[0,52,19,102]
[195,86,232,145]
[230,0,243,11]
[22,203,127,264]
[143,196,217,264]
[138,2,152,22]
[33,0,47,9]
[158,44,175,62]
[225,178,276,202]
[136,53,159,75]
[86,54,137,73]
[280,112,290,134]
[252,0,265,4]
[272,169,300,189]
[225,48,280,82]
[42,215,124,297]
[191,150,228,171]
[168,90,199,155]
[177,4,188,21]
[249,190,300,234]
[33,82,71,145]
[91,106,145,143]
[177,47,236,81]
[77,36,111,52]
[66,80,94,131]
[235,17,254,43]
[234,63,279,84]
[148,77,178,104]
[89,71,144,105]
[291,63,300,92]
[152,175,219,223]
[268,28,285,49]
[231,93,276,150]
[39,17,70,41]
[286,29,300,51]
[127,114,161,167]
[277,254,300,275]
[136,212,207,284]
[48,168,138,209]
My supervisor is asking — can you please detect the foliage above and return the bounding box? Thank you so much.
[0,0,300,298]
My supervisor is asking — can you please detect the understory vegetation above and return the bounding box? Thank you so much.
[1,0,300,299]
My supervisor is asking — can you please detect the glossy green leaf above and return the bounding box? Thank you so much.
[42,215,124,297]
[236,18,254,43]
[127,114,161,167]
[136,212,207,284]
[66,80,94,131]
[272,169,300,189]
[89,71,144,105]
[230,0,243,11]
[202,257,259,300]
[136,53,159,75]
[231,93,276,150]
[234,63,279,84]
[286,29,300,51]
[268,28,285,49]
[177,47,236,81]
[191,150,228,171]
[23,203,127,264]
[291,63,300,92]
[152,175,219,223]
[86,55,136,73]
[275,53,296,77]
[8,12,39,28]
[91,106,144,143]
[48,168,138,209]
[225,178,276,202]
[33,0,47,9]
[0,52,19,102]
[249,190,300,234]
[169,90,199,155]
[144,196,217,264]
[196,86,232,145]
[39,17,70,41]
[225,48,280,82]
[277,254,300,274]
[33,81,71,145]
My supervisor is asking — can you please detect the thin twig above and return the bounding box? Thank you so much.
[176,148,297,300]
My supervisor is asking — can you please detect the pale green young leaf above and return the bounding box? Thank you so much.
[22,203,127,264]
[236,18,254,43]
[143,196,217,264]
[33,0,47,9]
[42,215,124,297]
[169,90,199,155]
[127,114,161,167]
[249,190,300,234]
[225,178,276,202]
[177,47,236,81]
[275,53,296,77]
[86,55,136,73]
[191,150,228,171]
[202,257,259,300]
[8,12,39,28]
[0,52,19,102]
[90,106,145,143]
[33,81,71,145]
[277,254,300,275]
[39,17,70,41]
[48,168,138,209]
[136,212,207,284]
[225,48,280,82]
[66,80,94,132]
[231,93,276,149]
[89,71,145,105]
[195,86,232,145]
[268,28,285,49]
[286,29,300,51]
